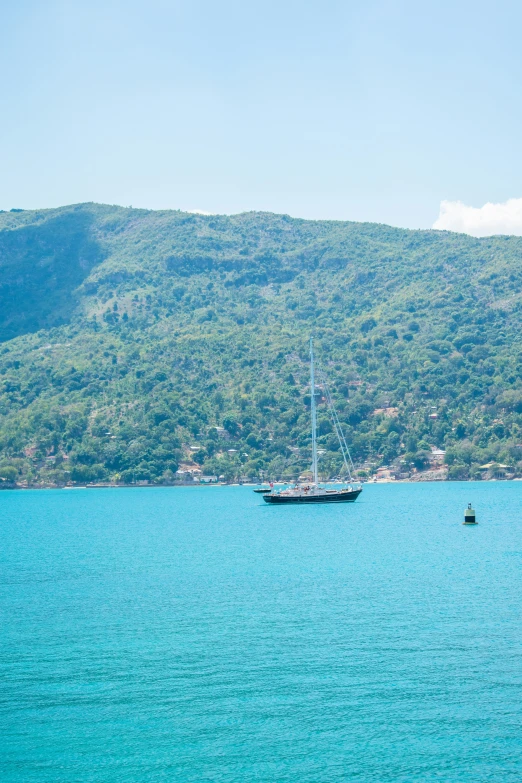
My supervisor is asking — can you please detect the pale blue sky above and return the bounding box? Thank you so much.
[2,0,522,229]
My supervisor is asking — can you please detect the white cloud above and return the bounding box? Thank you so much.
[433,198,522,237]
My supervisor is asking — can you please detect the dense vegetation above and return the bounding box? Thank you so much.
[1,202,522,486]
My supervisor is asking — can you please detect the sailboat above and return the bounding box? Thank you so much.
[263,337,362,504]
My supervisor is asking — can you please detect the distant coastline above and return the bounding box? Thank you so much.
[2,476,521,490]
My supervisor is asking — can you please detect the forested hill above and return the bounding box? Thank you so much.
[1,202,522,485]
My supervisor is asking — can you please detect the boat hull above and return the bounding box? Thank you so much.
[263,488,362,504]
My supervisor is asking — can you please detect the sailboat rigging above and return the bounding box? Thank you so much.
[263,337,362,504]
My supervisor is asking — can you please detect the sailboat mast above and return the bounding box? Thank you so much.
[310,336,318,484]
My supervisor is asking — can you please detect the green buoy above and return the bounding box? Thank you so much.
[463,503,477,525]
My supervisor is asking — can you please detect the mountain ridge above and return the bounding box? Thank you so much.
[1,202,522,486]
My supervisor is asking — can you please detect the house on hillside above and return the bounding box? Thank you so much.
[374,466,395,481]
[479,462,513,479]
[176,467,202,481]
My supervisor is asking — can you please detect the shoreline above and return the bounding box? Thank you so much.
[2,477,522,490]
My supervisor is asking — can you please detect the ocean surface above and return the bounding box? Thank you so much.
[1,483,521,782]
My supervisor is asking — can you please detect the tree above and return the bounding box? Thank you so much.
[0,465,17,482]
[223,417,240,436]
[413,450,431,471]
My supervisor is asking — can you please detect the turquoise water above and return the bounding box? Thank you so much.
[1,483,522,782]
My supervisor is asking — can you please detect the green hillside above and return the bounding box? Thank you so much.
[1,202,522,486]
